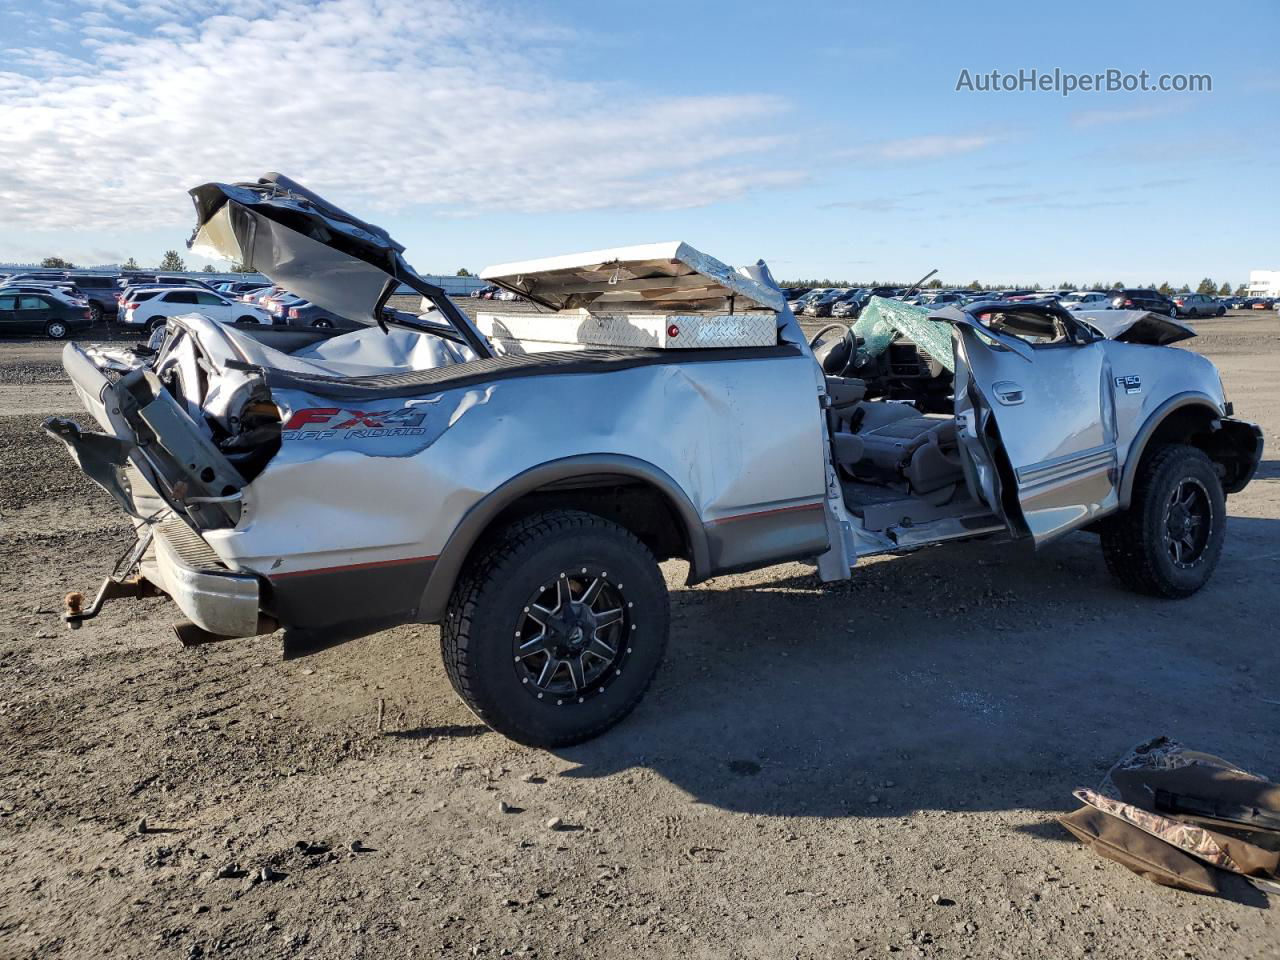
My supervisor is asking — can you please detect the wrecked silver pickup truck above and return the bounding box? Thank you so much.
[47,174,1263,747]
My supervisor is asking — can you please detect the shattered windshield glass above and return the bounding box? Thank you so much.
[850,296,955,372]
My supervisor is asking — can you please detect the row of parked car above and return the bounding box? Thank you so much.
[0,269,364,339]
[784,284,1273,322]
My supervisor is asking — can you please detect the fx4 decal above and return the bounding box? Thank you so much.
[283,406,428,439]
[1114,374,1142,395]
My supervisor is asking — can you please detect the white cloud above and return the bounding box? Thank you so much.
[0,0,799,232]
[1070,102,1187,128]
[838,134,999,163]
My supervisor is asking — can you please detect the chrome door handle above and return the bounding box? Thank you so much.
[993,381,1024,405]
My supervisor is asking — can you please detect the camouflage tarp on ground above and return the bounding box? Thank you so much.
[850,297,955,372]
[1074,787,1245,873]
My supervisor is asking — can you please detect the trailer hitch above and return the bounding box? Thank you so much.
[63,526,158,629]
[64,576,157,629]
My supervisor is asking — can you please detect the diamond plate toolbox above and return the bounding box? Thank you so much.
[478,309,777,350]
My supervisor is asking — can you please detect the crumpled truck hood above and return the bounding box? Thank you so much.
[1074,309,1196,345]
[187,173,413,326]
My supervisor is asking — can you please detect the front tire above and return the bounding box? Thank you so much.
[236,315,261,325]
[1101,444,1225,598]
[442,509,669,747]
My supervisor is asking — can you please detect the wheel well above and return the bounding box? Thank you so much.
[1124,403,1258,503]
[417,461,710,624]
[482,475,691,565]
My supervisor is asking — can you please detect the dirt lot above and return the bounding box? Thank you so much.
[1,312,1278,959]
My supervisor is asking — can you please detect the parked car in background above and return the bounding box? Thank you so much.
[3,271,71,285]
[280,301,359,329]
[1173,293,1226,318]
[213,280,271,296]
[921,291,966,307]
[56,275,122,321]
[831,291,869,319]
[120,287,270,332]
[1251,297,1276,310]
[116,276,217,314]
[804,288,854,316]
[1060,291,1114,311]
[0,291,93,339]
[866,286,901,299]
[1110,288,1177,316]
[790,288,833,314]
[259,290,307,321]
[0,282,88,307]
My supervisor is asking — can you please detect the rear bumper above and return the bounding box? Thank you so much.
[142,518,261,636]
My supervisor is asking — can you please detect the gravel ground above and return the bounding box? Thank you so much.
[1,312,1278,959]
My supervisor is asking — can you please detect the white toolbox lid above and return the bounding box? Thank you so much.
[479,241,785,314]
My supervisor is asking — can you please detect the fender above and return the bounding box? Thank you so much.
[416,454,711,623]
[1118,391,1224,509]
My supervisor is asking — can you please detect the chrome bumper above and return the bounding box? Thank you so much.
[141,518,261,637]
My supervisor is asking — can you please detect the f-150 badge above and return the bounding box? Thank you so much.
[1114,375,1142,395]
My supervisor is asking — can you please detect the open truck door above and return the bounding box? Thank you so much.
[938,304,1119,546]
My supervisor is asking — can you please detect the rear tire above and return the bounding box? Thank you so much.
[147,317,166,334]
[311,318,334,329]
[1100,444,1225,598]
[45,320,68,340]
[442,509,669,747]
[88,302,103,324]
[236,315,261,325]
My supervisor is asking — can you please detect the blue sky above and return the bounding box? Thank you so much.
[0,0,1276,287]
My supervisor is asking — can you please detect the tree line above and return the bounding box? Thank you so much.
[778,276,1245,295]
[38,253,256,273]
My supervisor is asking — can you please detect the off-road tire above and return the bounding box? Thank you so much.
[442,509,669,747]
[1101,444,1225,598]
[45,320,68,340]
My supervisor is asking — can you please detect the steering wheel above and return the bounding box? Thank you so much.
[809,323,857,376]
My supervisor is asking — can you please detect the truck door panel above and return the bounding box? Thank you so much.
[954,326,1118,545]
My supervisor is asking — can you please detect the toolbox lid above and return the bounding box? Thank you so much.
[479,241,785,314]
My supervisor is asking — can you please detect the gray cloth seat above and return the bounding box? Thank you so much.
[854,414,965,494]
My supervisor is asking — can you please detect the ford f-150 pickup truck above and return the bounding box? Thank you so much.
[45,173,1263,747]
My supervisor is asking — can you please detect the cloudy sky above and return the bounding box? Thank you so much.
[0,0,1276,285]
